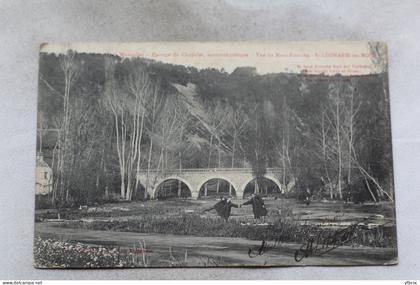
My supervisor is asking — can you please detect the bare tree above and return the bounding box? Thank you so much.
[311,78,391,202]
[105,86,127,199]
[333,83,343,199]
[207,102,229,194]
[226,104,248,168]
[206,101,228,169]
[368,42,394,200]
[173,98,192,197]
[144,86,163,199]
[52,50,79,205]
[127,71,152,201]
[320,108,334,199]
[37,111,47,154]
[105,67,153,201]
[273,94,303,194]
[311,80,352,200]
[155,95,183,176]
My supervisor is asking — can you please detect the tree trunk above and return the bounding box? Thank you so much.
[348,90,354,184]
[231,128,237,168]
[321,111,333,200]
[336,93,343,200]
[179,125,183,172]
[132,101,146,201]
[218,138,221,169]
[208,135,213,168]
[282,129,286,189]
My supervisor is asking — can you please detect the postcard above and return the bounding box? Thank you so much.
[34,42,397,268]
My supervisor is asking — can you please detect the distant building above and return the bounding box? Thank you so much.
[35,154,53,195]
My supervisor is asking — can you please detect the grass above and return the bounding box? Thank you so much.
[51,211,395,248]
[34,198,397,268]
[36,198,397,248]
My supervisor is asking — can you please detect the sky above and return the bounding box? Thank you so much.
[40,42,382,75]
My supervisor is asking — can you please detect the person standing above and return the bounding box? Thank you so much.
[223,198,240,221]
[242,193,267,220]
[203,197,239,221]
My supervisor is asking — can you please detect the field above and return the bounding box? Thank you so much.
[34,198,398,268]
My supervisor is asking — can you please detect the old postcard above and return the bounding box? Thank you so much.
[34,42,397,268]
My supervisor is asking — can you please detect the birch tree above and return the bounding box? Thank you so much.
[105,67,152,201]
[332,82,343,199]
[52,50,79,205]
[312,80,350,200]
[144,86,163,198]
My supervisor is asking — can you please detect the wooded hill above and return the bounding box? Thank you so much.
[37,51,394,206]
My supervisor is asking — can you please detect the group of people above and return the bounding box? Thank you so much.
[202,193,268,222]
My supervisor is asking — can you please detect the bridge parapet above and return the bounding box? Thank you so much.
[141,167,281,174]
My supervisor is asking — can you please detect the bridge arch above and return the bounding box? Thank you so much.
[197,176,238,198]
[241,175,282,198]
[153,177,194,199]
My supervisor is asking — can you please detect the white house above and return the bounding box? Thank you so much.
[35,154,53,195]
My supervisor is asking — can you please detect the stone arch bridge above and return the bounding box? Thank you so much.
[137,168,283,199]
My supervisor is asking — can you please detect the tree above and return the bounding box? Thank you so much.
[226,103,248,168]
[206,101,228,169]
[207,101,229,194]
[105,64,153,200]
[244,103,273,194]
[144,85,164,198]
[53,50,79,206]
[310,77,393,202]
[173,97,192,197]
[154,94,182,175]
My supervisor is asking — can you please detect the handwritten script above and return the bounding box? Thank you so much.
[248,216,380,262]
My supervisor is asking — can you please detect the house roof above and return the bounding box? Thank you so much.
[36,155,51,168]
